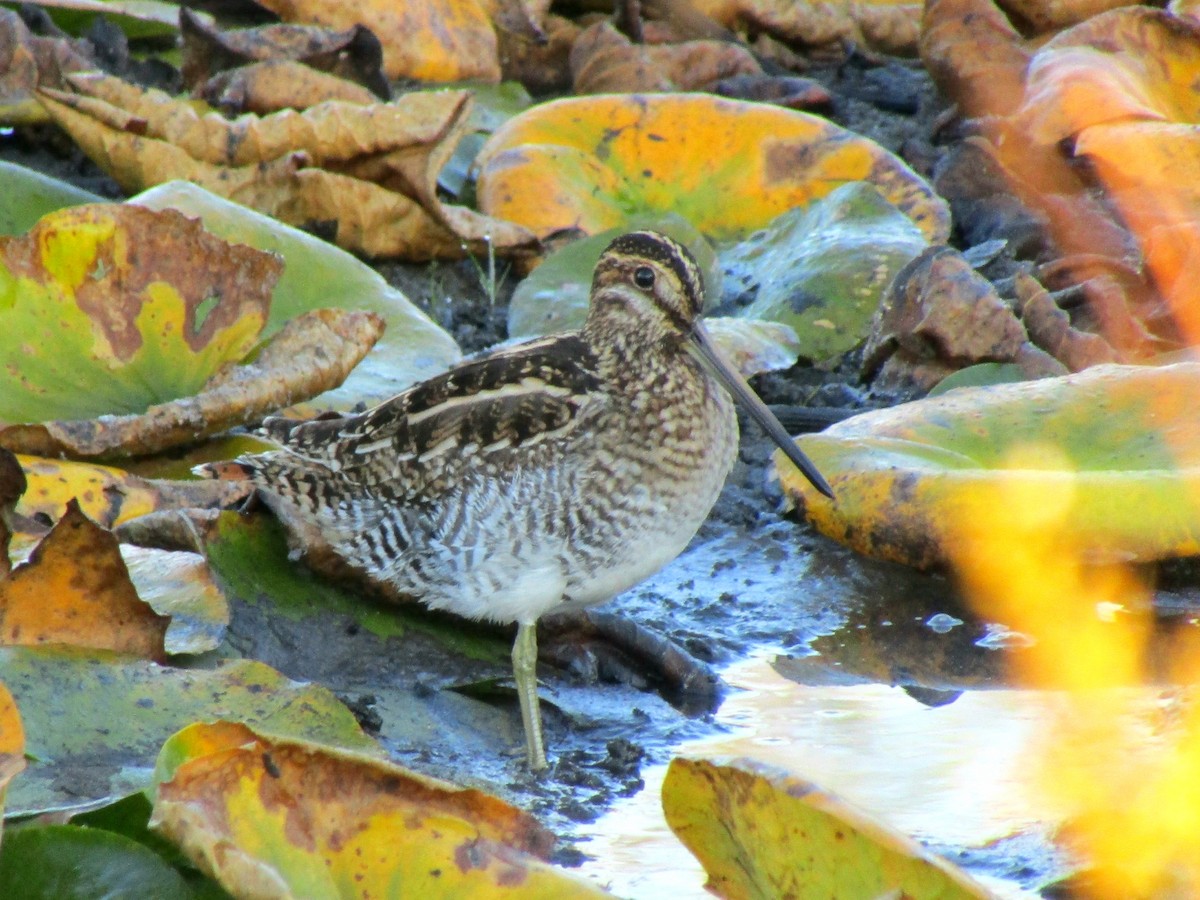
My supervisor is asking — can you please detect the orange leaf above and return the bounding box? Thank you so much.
[0,500,169,658]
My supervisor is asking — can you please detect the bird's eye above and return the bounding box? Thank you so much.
[633,266,655,290]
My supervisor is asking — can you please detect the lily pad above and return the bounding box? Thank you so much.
[0,649,376,816]
[0,204,278,424]
[663,756,989,899]
[150,721,608,899]
[777,362,1200,569]
[475,92,949,244]
[0,825,194,900]
[726,183,929,364]
[0,162,105,237]
[131,181,462,407]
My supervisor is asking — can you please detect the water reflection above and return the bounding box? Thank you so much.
[580,653,1061,898]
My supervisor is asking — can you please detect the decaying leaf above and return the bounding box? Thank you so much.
[1014,272,1121,372]
[475,92,949,245]
[663,757,989,899]
[496,12,578,95]
[997,0,1135,32]
[1,308,384,459]
[130,180,464,408]
[179,8,389,100]
[777,363,1200,570]
[38,74,536,259]
[0,203,278,425]
[861,246,1065,392]
[570,21,761,94]
[0,7,92,125]
[120,545,229,655]
[0,500,169,658]
[255,0,502,83]
[197,60,380,116]
[151,721,610,898]
[688,0,923,57]
[14,455,244,531]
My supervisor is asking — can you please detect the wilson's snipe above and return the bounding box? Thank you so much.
[210,231,832,770]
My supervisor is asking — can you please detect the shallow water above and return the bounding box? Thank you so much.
[578,651,1064,898]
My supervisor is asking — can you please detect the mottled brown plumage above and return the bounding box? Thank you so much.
[207,230,832,770]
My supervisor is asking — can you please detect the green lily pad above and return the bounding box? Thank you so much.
[928,362,1032,396]
[0,203,279,424]
[663,757,989,900]
[130,181,463,409]
[438,81,533,201]
[0,825,194,900]
[0,648,377,817]
[727,182,929,365]
[0,162,106,238]
[777,362,1200,569]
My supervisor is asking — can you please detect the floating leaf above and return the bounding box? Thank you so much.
[0,162,105,237]
[475,92,948,245]
[663,756,989,899]
[0,826,194,899]
[150,721,608,899]
[132,181,462,406]
[726,182,929,364]
[0,500,169,659]
[777,362,1200,569]
[1,308,382,459]
[0,203,278,425]
[1,649,376,816]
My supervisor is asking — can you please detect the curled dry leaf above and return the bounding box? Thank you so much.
[862,246,1065,392]
[15,455,247,531]
[0,203,278,425]
[476,92,949,245]
[197,60,379,115]
[570,21,761,94]
[0,8,92,125]
[179,8,389,100]
[38,75,535,259]
[689,0,923,56]
[255,0,501,82]
[997,0,1135,32]
[1,308,385,459]
[151,721,610,898]
[1015,272,1122,372]
[0,500,169,659]
[496,12,578,95]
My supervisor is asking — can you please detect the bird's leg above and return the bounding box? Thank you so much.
[513,620,548,771]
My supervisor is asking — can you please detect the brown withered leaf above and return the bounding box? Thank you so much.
[0,7,92,125]
[710,73,833,110]
[497,12,578,94]
[255,0,501,82]
[689,0,922,57]
[179,8,390,100]
[1016,272,1121,372]
[0,500,170,658]
[0,309,384,459]
[862,247,1065,393]
[196,61,379,115]
[0,450,25,578]
[570,20,761,93]
[38,75,536,259]
[997,0,1133,32]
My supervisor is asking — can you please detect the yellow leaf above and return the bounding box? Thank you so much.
[663,756,989,899]
[151,722,612,899]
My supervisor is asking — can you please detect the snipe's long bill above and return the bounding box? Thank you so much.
[206,230,833,771]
